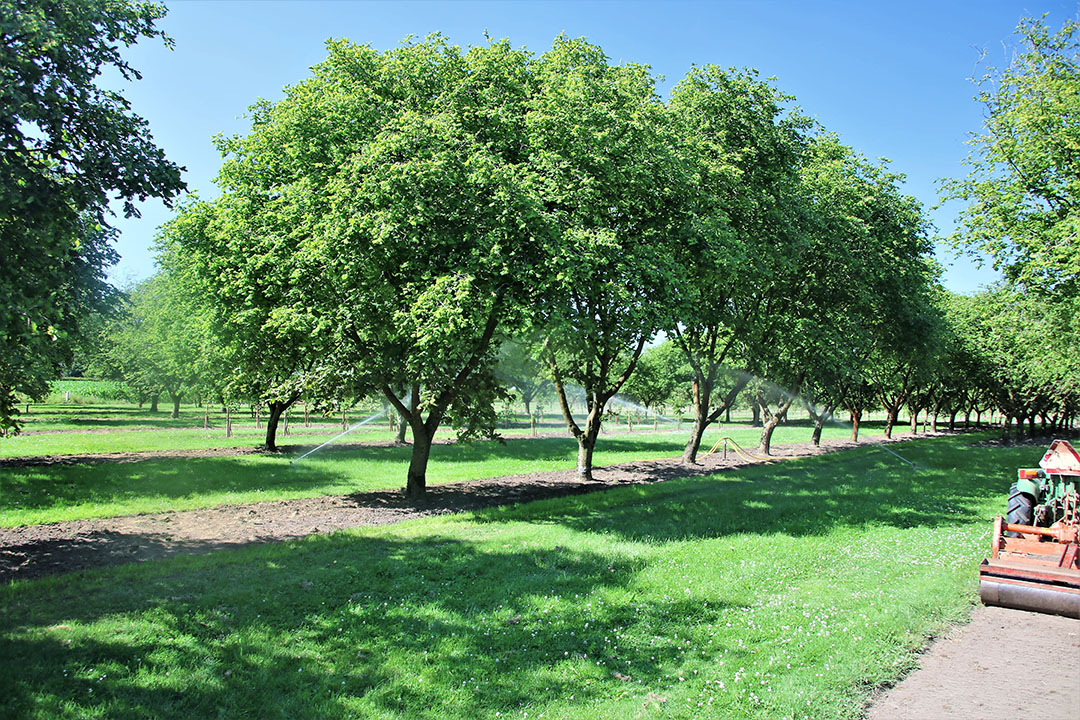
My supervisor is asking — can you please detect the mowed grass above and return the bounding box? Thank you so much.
[0,423,398,458]
[0,434,1019,719]
[2,424,869,527]
[5,402,398,457]
[6,397,901,458]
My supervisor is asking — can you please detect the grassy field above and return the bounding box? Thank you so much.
[1,424,873,527]
[0,434,1021,719]
[7,393,913,458]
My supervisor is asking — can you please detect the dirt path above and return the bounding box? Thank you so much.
[2,439,828,583]
[864,605,1079,719]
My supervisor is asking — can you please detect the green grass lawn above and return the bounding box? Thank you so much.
[0,434,1021,719]
[7,396,906,458]
[2,424,883,527]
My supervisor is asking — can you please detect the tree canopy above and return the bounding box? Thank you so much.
[0,0,185,434]
[942,15,1079,299]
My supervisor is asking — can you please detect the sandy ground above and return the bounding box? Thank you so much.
[864,605,1080,719]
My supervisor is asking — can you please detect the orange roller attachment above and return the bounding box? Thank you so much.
[979,441,1080,619]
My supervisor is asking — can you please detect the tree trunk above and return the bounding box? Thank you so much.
[170,393,182,419]
[883,407,898,438]
[264,402,286,451]
[394,412,408,444]
[931,411,939,433]
[262,398,299,451]
[759,375,803,455]
[806,402,835,447]
[406,427,433,498]
[751,402,761,427]
[150,393,159,413]
[759,412,781,455]
[682,412,710,465]
[909,408,918,433]
[577,434,597,480]
[948,409,958,430]
[850,410,861,442]
[575,403,605,481]
[681,374,748,466]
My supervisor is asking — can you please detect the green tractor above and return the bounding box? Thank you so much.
[979,439,1080,618]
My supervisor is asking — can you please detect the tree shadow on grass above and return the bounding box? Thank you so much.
[478,435,1030,543]
[0,436,676,518]
[0,533,744,719]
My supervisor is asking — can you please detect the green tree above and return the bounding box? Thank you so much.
[665,66,808,463]
[942,15,1079,299]
[163,198,334,451]
[794,136,936,445]
[966,287,1079,436]
[621,341,690,413]
[495,339,551,419]
[529,38,689,481]
[0,0,185,435]
[102,267,214,419]
[210,36,542,495]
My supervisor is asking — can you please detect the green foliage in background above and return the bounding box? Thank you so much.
[0,0,185,435]
[943,15,1080,299]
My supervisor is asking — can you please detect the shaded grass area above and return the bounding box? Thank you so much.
[0,434,1020,719]
[4,425,867,527]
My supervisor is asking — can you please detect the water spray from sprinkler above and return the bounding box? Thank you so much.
[291,394,412,464]
[730,370,917,468]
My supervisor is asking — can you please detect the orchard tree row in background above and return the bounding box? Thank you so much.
[151,25,1076,497]
[5,6,1077,498]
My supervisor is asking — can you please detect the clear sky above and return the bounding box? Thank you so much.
[103,0,1080,292]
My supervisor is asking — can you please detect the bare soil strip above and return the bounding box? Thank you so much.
[864,605,1079,719]
[0,437,856,582]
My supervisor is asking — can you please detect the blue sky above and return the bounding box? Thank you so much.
[104,0,1080,292]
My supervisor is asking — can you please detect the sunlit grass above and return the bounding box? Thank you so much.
[0,434,1022,719]
[6,397,907,458]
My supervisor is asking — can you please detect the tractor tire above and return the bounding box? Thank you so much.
[1005,483,1035,537]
